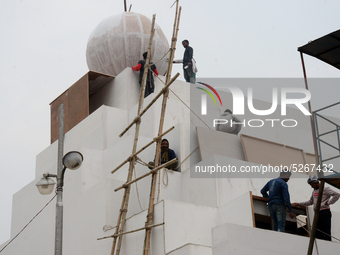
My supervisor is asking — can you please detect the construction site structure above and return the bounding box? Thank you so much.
[298,28,340,255]
[2,6,340,255]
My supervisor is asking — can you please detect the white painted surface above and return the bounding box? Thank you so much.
[167,244,212,255]
[2,68,340,255]
[196,126,245,161]
[217,192,254,228]
[212,223,340,255]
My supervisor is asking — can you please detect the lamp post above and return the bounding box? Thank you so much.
[35,104,83,255]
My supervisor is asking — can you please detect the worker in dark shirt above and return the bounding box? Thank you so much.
[261,169,294,232]
[181,40,194,83]
[160,139,177,170]
[132,52,159,98]
[148,139,178,171]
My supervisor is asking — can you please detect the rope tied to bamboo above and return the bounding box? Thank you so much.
[127,155,135,162]
[156,146,199,202]
[134,116,141,124]
[135,156,152,168]
[146,213,153,220]
[132,159,143,210]
[153,137,161,143]
[145,224,153,230]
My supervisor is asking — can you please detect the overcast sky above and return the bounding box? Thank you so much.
[1,0,340,245]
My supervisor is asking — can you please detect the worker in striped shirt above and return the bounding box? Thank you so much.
[292,175,340,241]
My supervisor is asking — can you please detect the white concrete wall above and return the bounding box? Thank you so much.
[212,222,340,255]
[2,68,340,255]
[216,192,254,228]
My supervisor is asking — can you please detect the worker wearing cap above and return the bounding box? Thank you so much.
[292,176,340,241]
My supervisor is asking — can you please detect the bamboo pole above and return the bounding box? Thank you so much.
[112,126,175,174]
[138,73,180,119]
[98,223,164,240]
[110,15,157,255]
[143,2,181,255]
[119,73,180,137]
[114,158,178,192]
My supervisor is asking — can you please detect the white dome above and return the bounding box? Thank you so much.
[86,12,169,76]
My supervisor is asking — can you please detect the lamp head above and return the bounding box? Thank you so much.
[36,174,56,195]
[63,151,83,170]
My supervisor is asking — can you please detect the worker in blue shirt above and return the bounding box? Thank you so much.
[261,170,294,232]
[160,139,178,171]
[148,139,178,171]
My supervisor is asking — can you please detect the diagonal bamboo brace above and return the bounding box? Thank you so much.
[97,222,164,240]
[111,126,175,174]
[119,73,180,138]
[138,73,180,118]
[114,158,178,192]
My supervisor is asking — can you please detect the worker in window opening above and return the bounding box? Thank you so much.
[149,139,178,171]
[292,176,340,241]
[215,109,242,135]
[132,52,159,98]
[261,169,295,232]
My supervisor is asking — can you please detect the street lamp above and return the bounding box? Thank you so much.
[35,104,84,255]
[36,173,56,195]
[36,151,84,195]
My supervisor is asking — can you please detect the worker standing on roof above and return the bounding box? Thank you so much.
[261,169,295,232]
[172,40,195,83]
[292,176,340,241]
[132,52,159,98]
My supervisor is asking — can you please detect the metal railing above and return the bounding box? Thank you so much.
[312,101,340,176]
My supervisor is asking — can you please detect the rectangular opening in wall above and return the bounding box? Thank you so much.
[252,195,309,237]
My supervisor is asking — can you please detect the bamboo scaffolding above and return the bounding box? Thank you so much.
[98,223,164,240]
[112,126,175,174]
[114,158,178,192]
[110,15,157,255]
[143,2,181,255]
[119,72,180,137]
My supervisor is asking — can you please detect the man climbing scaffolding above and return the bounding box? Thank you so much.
[132,52,159,98]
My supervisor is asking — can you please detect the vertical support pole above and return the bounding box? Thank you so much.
[111,15,157,255]
[300,52,319,159]
[55,104,65,255]
[143,2,181,255]
[300,52,325,255]
[307,180,325,255]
